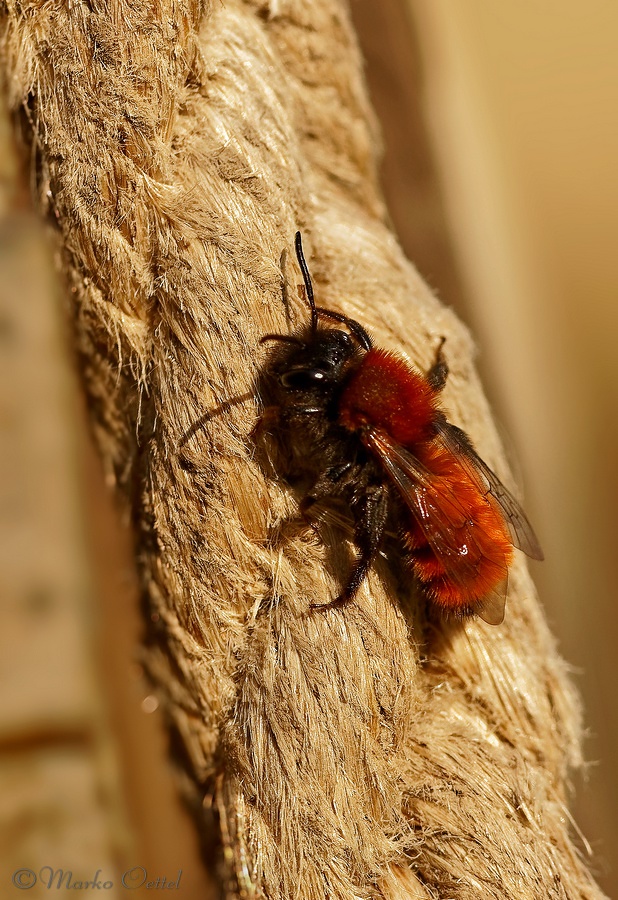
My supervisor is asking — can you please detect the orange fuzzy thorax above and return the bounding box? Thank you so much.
[338,348,438,445]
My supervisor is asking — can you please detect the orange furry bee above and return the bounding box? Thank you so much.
[260,233,543,624]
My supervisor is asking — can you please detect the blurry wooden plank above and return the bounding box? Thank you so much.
[0,91,218,895]
[80,433,219,895]
[0,204,132,889]
[350,0,467,314]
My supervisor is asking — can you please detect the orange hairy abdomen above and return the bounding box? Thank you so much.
[405,443,513,610]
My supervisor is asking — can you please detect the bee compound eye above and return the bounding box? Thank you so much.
[280,368,327,390]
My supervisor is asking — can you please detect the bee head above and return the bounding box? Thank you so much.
[259,232,373,404]
[268,327,359,398]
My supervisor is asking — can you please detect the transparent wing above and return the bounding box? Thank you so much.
[364,427,509,595]
[474,579,507,625]
[364,426,509,623]
[434,420,544,561]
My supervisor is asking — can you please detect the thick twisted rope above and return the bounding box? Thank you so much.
[1,1,604,897]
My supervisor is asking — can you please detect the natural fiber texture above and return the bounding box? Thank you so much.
[1,0,605,897]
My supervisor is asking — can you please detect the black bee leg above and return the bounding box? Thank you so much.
[311,484,389,610]
[250,405,281,442]
[339,485,389,603]
[325,462,354,483]
[298,495,322,535]
[299,463,353,535]
[427,336,448,392]
[300,462,353,513]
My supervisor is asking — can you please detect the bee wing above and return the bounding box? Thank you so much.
[473,579,508,625]
[364,426,509,623]
[434,420,544,561]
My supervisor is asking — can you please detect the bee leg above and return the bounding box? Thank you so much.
[250,405,281,442]
[300,462,354,512]
[340,484,390,602]
[312,484,389,609]
[298,494,324,537]
[427,336,448,392]
[325,462,354,483]
[299,463,353,534]
[179,391,255,450]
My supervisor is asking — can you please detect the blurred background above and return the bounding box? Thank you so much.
[0,0,615,896]
[353,0,617,892]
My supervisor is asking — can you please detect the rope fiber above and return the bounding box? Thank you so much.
[1,0,605,896]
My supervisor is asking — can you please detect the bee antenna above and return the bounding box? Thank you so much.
[294,231,318,334]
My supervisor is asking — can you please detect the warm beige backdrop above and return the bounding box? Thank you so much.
[1,0,614,895]
[353,0,617,891]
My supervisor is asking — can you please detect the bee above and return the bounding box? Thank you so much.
[260,233,543,624]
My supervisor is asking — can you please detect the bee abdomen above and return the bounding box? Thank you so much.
[403,510,513,611]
